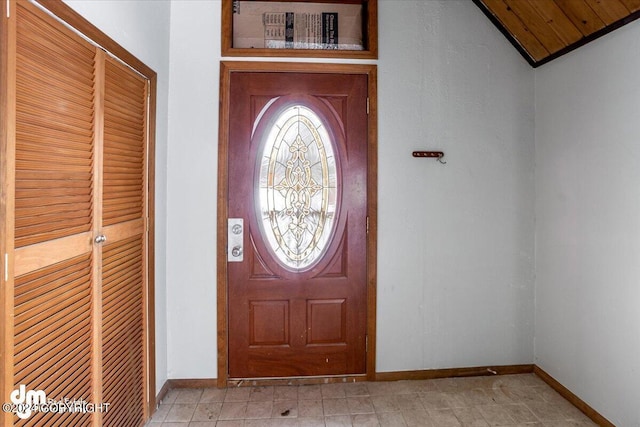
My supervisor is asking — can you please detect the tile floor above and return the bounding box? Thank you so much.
[146,374,598,427]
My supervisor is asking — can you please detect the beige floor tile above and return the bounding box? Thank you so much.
[542,421,597,427]
[298,384,323,400]
[499,386,545,404]
[325,414,353,426]
[150,403,172,423]
[249,386,274,402]
[224,387,251,402]
[324,398,350,416]
[275,418,301,426]
[162,389,181,405]
[479,375,527,389]
[516,374,545,387]
[452,407,490,426]
[427,408,463,427]
[214,421,244,427]
[298,416,326,426]
[570,413,598,425]
[501,403,538,424]
[525,401,571,422]
[401,409,433,427]
[299,399,324,417]
[366,381,403,396]
[345,382,371,397]
[482,387,516,405]
[352,413,381,427]
[244,401,273,419]
[165,403,197,422]
[537,387,568,404]
[192,402,223,422]
[201,388,228,403]
[456,389,493,406]
[403,380,439,394]
[322,383,348,399]
[274,385,299,401]
[459,377,492,390]
[385,381,419,395]
[472,377,504,389]
[348,396,375,414]
[244,419,275,427]
[418,392,455,411]
[433,378,470,393]
[377,412,407,427]
[395,394,424,412]
[176,389,204,404]
[271,399,298,418]
[476,404,516,426]
[218,402,248,420]
[371,395,402,413]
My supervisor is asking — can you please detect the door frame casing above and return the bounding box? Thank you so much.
[217,61,378,386]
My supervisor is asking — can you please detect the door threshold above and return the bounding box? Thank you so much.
[227,374,367,387]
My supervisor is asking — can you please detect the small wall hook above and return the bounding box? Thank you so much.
[412,151,446,165]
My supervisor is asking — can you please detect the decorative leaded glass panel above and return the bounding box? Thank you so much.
[257,105,338,270]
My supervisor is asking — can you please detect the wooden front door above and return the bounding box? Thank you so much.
[226,70,369,378]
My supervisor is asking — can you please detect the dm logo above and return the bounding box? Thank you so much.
[10,384,46,419]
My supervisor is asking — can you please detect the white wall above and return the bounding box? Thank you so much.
[535,22,640,427]
[63,0,172,395]
[165,0,536,379]
[166,0,220,379]
[375,0,535,371]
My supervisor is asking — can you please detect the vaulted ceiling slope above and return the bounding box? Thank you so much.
[474,0,640,67]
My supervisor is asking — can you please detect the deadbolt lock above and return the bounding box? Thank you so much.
[228,218,243,262]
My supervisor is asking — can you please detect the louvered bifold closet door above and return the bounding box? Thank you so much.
[100,56,148,427]
[12,1,96,426]
[6,2,150,427]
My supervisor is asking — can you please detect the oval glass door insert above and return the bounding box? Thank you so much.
[256,104,338,271]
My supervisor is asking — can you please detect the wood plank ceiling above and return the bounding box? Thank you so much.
[474,0,640,67]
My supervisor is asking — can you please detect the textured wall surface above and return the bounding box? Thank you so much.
[535,21,640,427]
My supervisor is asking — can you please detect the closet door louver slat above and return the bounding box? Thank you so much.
[100,56,148,427]
[101,236,145,427]
[14,2,95,249]
[13,254,93,427]
[103,58,146,228]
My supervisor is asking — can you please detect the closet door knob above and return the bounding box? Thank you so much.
[94,235,107,244]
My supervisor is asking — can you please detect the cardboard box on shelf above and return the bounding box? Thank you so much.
[233,1,364,50]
